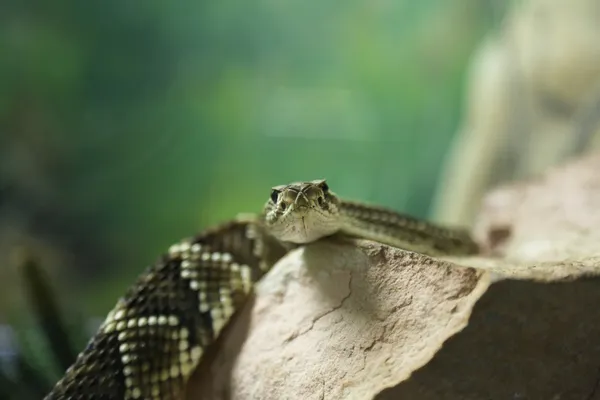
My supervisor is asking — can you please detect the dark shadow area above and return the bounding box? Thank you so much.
[377,276,600,400]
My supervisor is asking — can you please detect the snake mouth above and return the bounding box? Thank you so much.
[278,213,314,243]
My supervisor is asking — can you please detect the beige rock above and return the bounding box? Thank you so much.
[189,239,489,400]
[188,153,600,400]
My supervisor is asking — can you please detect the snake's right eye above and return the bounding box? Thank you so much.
[270,189,280,203]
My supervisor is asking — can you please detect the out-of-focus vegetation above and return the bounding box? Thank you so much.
[0,0,506,396]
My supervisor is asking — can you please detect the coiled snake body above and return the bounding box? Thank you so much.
[45,180,478,399]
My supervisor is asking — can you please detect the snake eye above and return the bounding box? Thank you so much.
[318,181,329,193]
[270,189,280,203]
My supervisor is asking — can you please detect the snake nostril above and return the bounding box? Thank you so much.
[317,196,325,207]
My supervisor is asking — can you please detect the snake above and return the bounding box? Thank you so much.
[44,179,478,399]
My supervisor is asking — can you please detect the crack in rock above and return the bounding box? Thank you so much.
[283,271,353,344]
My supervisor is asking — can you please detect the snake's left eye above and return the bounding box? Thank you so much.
[270,189,280,203]
[319,181,329,193]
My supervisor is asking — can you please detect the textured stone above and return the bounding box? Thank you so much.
[189,239,489,400]
[188,153,600,400]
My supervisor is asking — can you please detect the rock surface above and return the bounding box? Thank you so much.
[189,239,489,400]
[188,153,600,400]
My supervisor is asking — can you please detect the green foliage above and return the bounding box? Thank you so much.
[2,0,501,313]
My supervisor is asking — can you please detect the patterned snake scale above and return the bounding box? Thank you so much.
[44,180,478,399]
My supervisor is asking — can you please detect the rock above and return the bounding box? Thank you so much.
[189,239,489,400]
[376,276,600,400]
[188,153,600,399]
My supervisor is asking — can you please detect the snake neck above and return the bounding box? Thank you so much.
[338,200,479,256]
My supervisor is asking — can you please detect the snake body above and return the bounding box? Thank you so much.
[44,180,478,399]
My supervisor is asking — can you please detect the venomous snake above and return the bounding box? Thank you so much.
[44,179,478,399]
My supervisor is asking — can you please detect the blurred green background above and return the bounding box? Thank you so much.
[0,0,506,395]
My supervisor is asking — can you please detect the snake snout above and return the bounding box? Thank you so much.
[294,192,311,208]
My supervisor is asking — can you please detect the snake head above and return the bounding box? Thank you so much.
[263,179,342,244]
